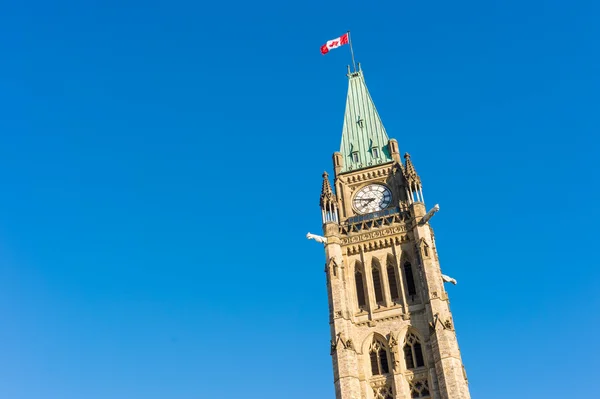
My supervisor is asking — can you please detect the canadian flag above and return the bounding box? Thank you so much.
[320,33,349,55]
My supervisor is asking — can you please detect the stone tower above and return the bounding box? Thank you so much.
[317,65,471,399]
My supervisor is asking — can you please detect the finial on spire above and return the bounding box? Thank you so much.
[403,153,420,182]
[403,153,424,204]
[320,171,334,202]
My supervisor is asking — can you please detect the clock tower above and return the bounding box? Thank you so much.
[317,64,471,399]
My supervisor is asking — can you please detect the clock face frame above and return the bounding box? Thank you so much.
[352,184,393,214]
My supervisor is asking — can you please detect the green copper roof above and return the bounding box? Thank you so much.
[339,65,393,173]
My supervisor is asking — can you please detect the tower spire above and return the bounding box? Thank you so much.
[338,65,394,173]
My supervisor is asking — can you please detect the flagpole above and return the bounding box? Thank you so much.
[347,30,357,72]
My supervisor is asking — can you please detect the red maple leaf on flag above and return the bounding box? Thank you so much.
[321,33,350,55]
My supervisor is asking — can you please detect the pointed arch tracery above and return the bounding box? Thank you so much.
[403,331,425,370]
[368,335,390,376]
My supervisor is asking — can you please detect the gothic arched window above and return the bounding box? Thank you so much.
[404,332,425,370]
[403,261,417,297]
[386,257,399,302]
[372,261,384,304]
[355,269,366,310]
[369,338,390,376]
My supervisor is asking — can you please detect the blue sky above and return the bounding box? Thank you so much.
[0,1,599,398]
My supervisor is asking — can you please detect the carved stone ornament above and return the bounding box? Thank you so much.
[388,333,400,372]
[344,168,392,185]
[444,319,453,330]
[341,226,407,245]
[387,334,398,349]
[429,313,454,333]
[405,369,428,382]
[307,232,328,244]
[330,333,356,354]
[345,338,355,350]
[344,236,410,255]
[327,257,339,277]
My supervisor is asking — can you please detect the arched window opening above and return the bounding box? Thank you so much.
[403,262,417,298]
[404,344,414,369]
[380,349,389,374]
[414,342,424,367]
[372,267,384,304]
[404,332,425,370]
[369,338,390,376]
[387,263,399,301]
[409,379,430,398]
[355,270,366,310]
[370,350,379,375]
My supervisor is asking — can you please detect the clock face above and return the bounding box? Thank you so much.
[353,184,392,214]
